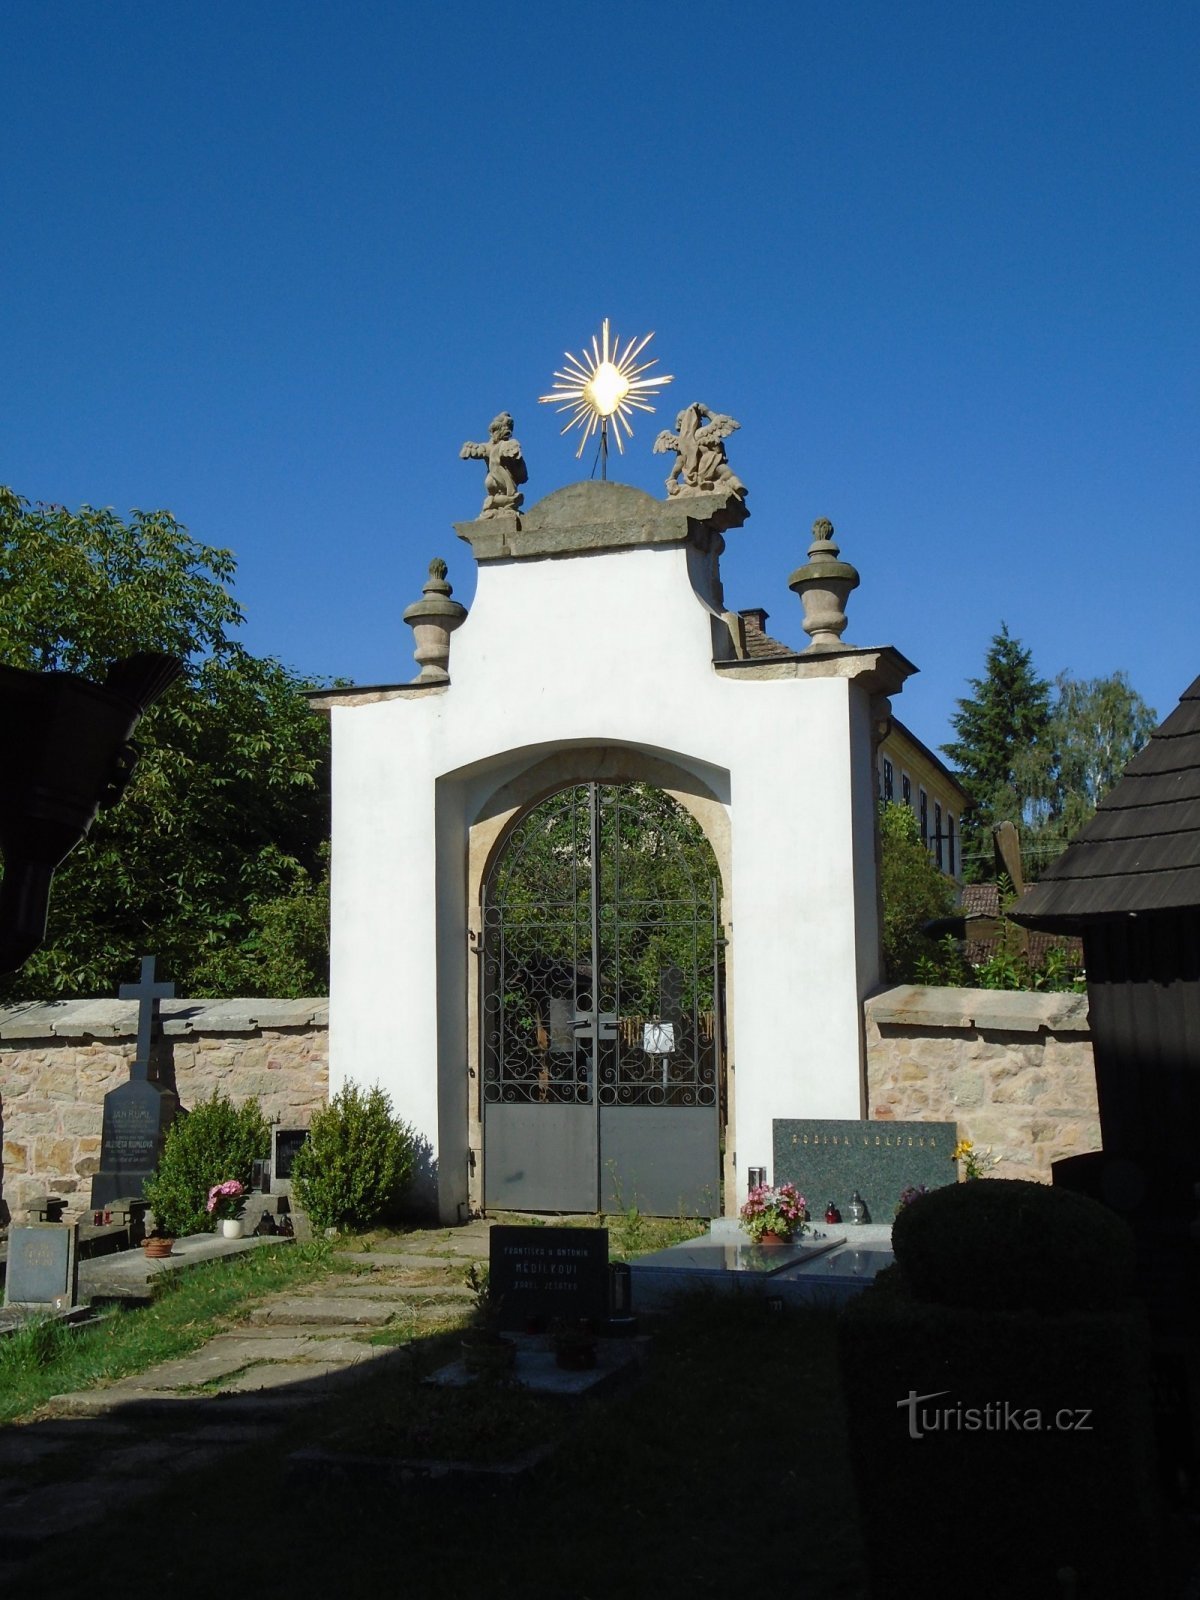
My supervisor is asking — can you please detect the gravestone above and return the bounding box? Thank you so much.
[91,955,180,1208]
[270,1126,310,1196]
[773,1118,956,1221]
[488,1225,609,1332]
[4,1223,80,1308]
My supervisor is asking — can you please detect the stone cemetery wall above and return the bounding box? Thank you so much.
[864,985,1099,1181]
[0,985,1100,1221]
[0,999,327,1223]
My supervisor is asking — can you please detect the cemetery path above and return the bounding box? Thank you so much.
[0,1220,498,1585]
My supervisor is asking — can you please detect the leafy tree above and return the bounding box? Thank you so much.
[1039,670,1157,855]
[0,487,330,999]
[941,624,1053,879]
[877,802,957,980]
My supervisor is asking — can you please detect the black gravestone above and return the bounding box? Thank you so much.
[91,954,179,1208]
[489,1226,609,1333]
[91,1078,179,1208]
[773,1118,957,1221]
[271,1127,310,1195]
[4,1223,79,1307]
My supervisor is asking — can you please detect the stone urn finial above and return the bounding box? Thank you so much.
[787,518,860,652]
[402,558,468,683]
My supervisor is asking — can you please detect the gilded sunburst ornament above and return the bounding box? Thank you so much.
[539,319,673,466]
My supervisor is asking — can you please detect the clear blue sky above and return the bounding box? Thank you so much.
[4,2,1196,756]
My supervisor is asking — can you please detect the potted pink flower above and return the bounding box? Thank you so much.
[739,1182,809,1245]
[206,1179,247,1239]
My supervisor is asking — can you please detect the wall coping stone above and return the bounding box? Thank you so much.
[0,997,328,1042]
[865,984,1090,1035]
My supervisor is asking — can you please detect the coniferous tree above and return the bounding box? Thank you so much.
[941,624,1052,881]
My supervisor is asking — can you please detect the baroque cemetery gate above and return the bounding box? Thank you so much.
[481,782,724,1214]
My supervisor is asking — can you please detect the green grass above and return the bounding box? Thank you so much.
[0,1239,335,1424]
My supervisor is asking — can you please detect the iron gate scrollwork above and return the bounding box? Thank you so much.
[481,782,723,1215]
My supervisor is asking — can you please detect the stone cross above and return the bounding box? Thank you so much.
[119,955,175,1081]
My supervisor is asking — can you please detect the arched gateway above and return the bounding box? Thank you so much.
[315,473,913,1223]
[481,781,724,1215]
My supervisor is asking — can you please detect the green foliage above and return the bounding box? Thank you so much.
[290,1082,419,1231]
[942,626,1156,883]
[941,623,1053,879]
[142,1089,270,1237]
[492,783,719,1020]
[891,1177,1135,1314]
[877,801,957,980]
[0,1314,72,1376]
[0,487,331,1000]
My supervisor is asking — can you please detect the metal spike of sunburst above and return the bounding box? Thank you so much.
[539,318,673,478]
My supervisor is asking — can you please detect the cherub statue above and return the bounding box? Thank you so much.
[460,411,527,518]
[653,403,745,499]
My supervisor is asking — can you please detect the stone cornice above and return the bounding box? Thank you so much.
[713,644,917,697]
[455,480,748,563]
[0,998,329,1042]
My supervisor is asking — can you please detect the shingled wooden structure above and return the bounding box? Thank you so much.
[1012,675,1200,1330]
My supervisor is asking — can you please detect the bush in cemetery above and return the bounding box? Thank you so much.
[290,1081,417,1231]
[143,1090,270,1237]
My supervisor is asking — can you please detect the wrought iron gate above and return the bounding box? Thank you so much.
[481,783,723,1215]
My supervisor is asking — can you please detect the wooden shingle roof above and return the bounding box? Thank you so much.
[1012,674,1200,927]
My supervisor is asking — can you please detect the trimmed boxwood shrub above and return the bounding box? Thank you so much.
[290,1081,417,1232]
[143,1090,270,1237]
[891,1177,1135,1314]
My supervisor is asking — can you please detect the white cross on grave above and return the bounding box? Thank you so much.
[118,954,176,1082]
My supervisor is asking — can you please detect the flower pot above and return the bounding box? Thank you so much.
[143,1236,174,1258]
[758,1231,791,1246]
[554,1339,597,1371]
[461,1336,517,1375]
[221,1218,244,1239]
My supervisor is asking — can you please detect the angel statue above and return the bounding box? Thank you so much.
[653,403,746,499]
[460,411,528,518]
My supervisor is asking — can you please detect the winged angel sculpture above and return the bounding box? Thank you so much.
[653,403,746,499]
[460,411,527,518]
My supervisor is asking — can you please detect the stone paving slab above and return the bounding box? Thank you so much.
[319,1280,474,1302]
[215,1358,397,1395]
[247,1296,401,1326]
[334,1250,463,1269]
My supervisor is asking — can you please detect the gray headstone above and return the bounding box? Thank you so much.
[488,1225,609,1332]
[773,1118,957,1221]
[4,1223,79,1308]
[91,1077,179,1208]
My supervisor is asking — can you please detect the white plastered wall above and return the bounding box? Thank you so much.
[328,524,896,1221]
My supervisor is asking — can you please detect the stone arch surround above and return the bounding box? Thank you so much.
[461,742,737,1214]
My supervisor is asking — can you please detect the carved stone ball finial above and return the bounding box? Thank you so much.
[787,516,861,653]
[460,412,527,520]
[402,557,468,683]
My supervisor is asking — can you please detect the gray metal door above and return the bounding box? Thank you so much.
[481,782,723,1216]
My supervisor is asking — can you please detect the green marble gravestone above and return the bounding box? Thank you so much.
[773,1118,957,1221]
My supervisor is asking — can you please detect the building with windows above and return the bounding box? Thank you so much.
[876,718,971,882]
